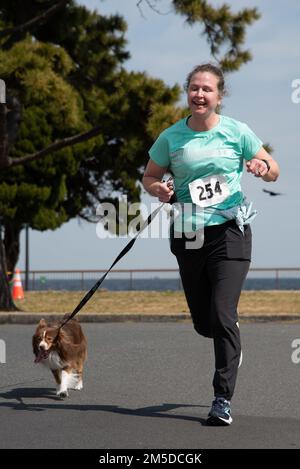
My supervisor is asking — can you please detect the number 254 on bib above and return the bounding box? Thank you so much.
[189,175,230,208]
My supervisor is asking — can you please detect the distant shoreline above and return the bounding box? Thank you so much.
[23,277,300,292]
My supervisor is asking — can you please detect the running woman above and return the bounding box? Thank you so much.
[143,63,279,425]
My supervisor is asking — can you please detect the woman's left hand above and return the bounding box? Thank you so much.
[246,158,269,178]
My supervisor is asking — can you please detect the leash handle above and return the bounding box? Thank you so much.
[163,176,177,205]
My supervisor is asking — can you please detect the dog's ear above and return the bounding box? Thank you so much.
[38,318,47,328]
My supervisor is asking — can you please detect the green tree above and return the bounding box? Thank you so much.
[0,0,260,311]
[138,0,260,71]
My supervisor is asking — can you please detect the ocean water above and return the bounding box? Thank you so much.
[26,277,300,291]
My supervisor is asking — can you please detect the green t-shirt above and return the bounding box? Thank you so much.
[148,114,262,228]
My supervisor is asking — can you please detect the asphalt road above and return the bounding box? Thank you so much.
[0,322,300,449]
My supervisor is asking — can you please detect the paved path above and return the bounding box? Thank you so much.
[0,323,300,449]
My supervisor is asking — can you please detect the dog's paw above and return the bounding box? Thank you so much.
[57,390,69,399]
[73,381,83,391]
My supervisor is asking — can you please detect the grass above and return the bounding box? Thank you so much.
[10,290,300,316]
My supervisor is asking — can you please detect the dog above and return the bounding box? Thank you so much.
[32,315,87,398]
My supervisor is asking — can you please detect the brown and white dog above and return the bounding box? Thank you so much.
[32,315,87,398]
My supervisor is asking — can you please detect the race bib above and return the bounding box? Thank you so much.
[189,174,230,208]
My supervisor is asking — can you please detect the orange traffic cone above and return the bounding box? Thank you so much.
[12,268,24,300]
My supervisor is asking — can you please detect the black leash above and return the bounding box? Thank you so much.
[57,199,171,332]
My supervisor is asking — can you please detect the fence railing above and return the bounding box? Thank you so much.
[18,267,300,291]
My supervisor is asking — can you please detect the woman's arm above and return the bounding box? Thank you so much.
[246,147,279,182]
[142,159,174,203]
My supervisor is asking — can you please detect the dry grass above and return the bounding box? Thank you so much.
[11,290,300,316]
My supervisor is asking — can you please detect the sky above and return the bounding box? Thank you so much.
[19,0,300,274]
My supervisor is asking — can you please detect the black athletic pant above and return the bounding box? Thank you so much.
[170,220,251,401]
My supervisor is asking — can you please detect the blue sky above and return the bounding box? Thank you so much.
[19,0,300,272]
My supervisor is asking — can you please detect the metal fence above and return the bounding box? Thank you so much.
[18,267,300,291]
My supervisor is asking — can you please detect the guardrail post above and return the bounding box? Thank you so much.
[276,269,280,290]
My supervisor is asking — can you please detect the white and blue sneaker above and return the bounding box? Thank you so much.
[207,397,233,426]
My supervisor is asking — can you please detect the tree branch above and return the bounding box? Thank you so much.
[136,0,171,17]
[0,0,69,40]
[173,0,260,72]
[7,125,103,169]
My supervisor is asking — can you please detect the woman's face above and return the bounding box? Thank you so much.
[187,71,222,118]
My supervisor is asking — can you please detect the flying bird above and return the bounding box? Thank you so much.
[262,189,284,196]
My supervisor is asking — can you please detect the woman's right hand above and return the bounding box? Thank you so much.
[143,160,175,202]
[156,180,174,203]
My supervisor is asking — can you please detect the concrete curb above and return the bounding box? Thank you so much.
[0,313,189,324]
[1,312,300,324]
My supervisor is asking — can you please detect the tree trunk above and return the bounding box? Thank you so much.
[0,235,18,311]
[4,221,21,282]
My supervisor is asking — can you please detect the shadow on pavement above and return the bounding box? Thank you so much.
[0,386,209,424]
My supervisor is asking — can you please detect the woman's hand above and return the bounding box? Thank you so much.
[156,179,174,203]
[246,158,269,178]
[143,159,175,202]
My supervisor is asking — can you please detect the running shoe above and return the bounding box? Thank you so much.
[207,397,233,426]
